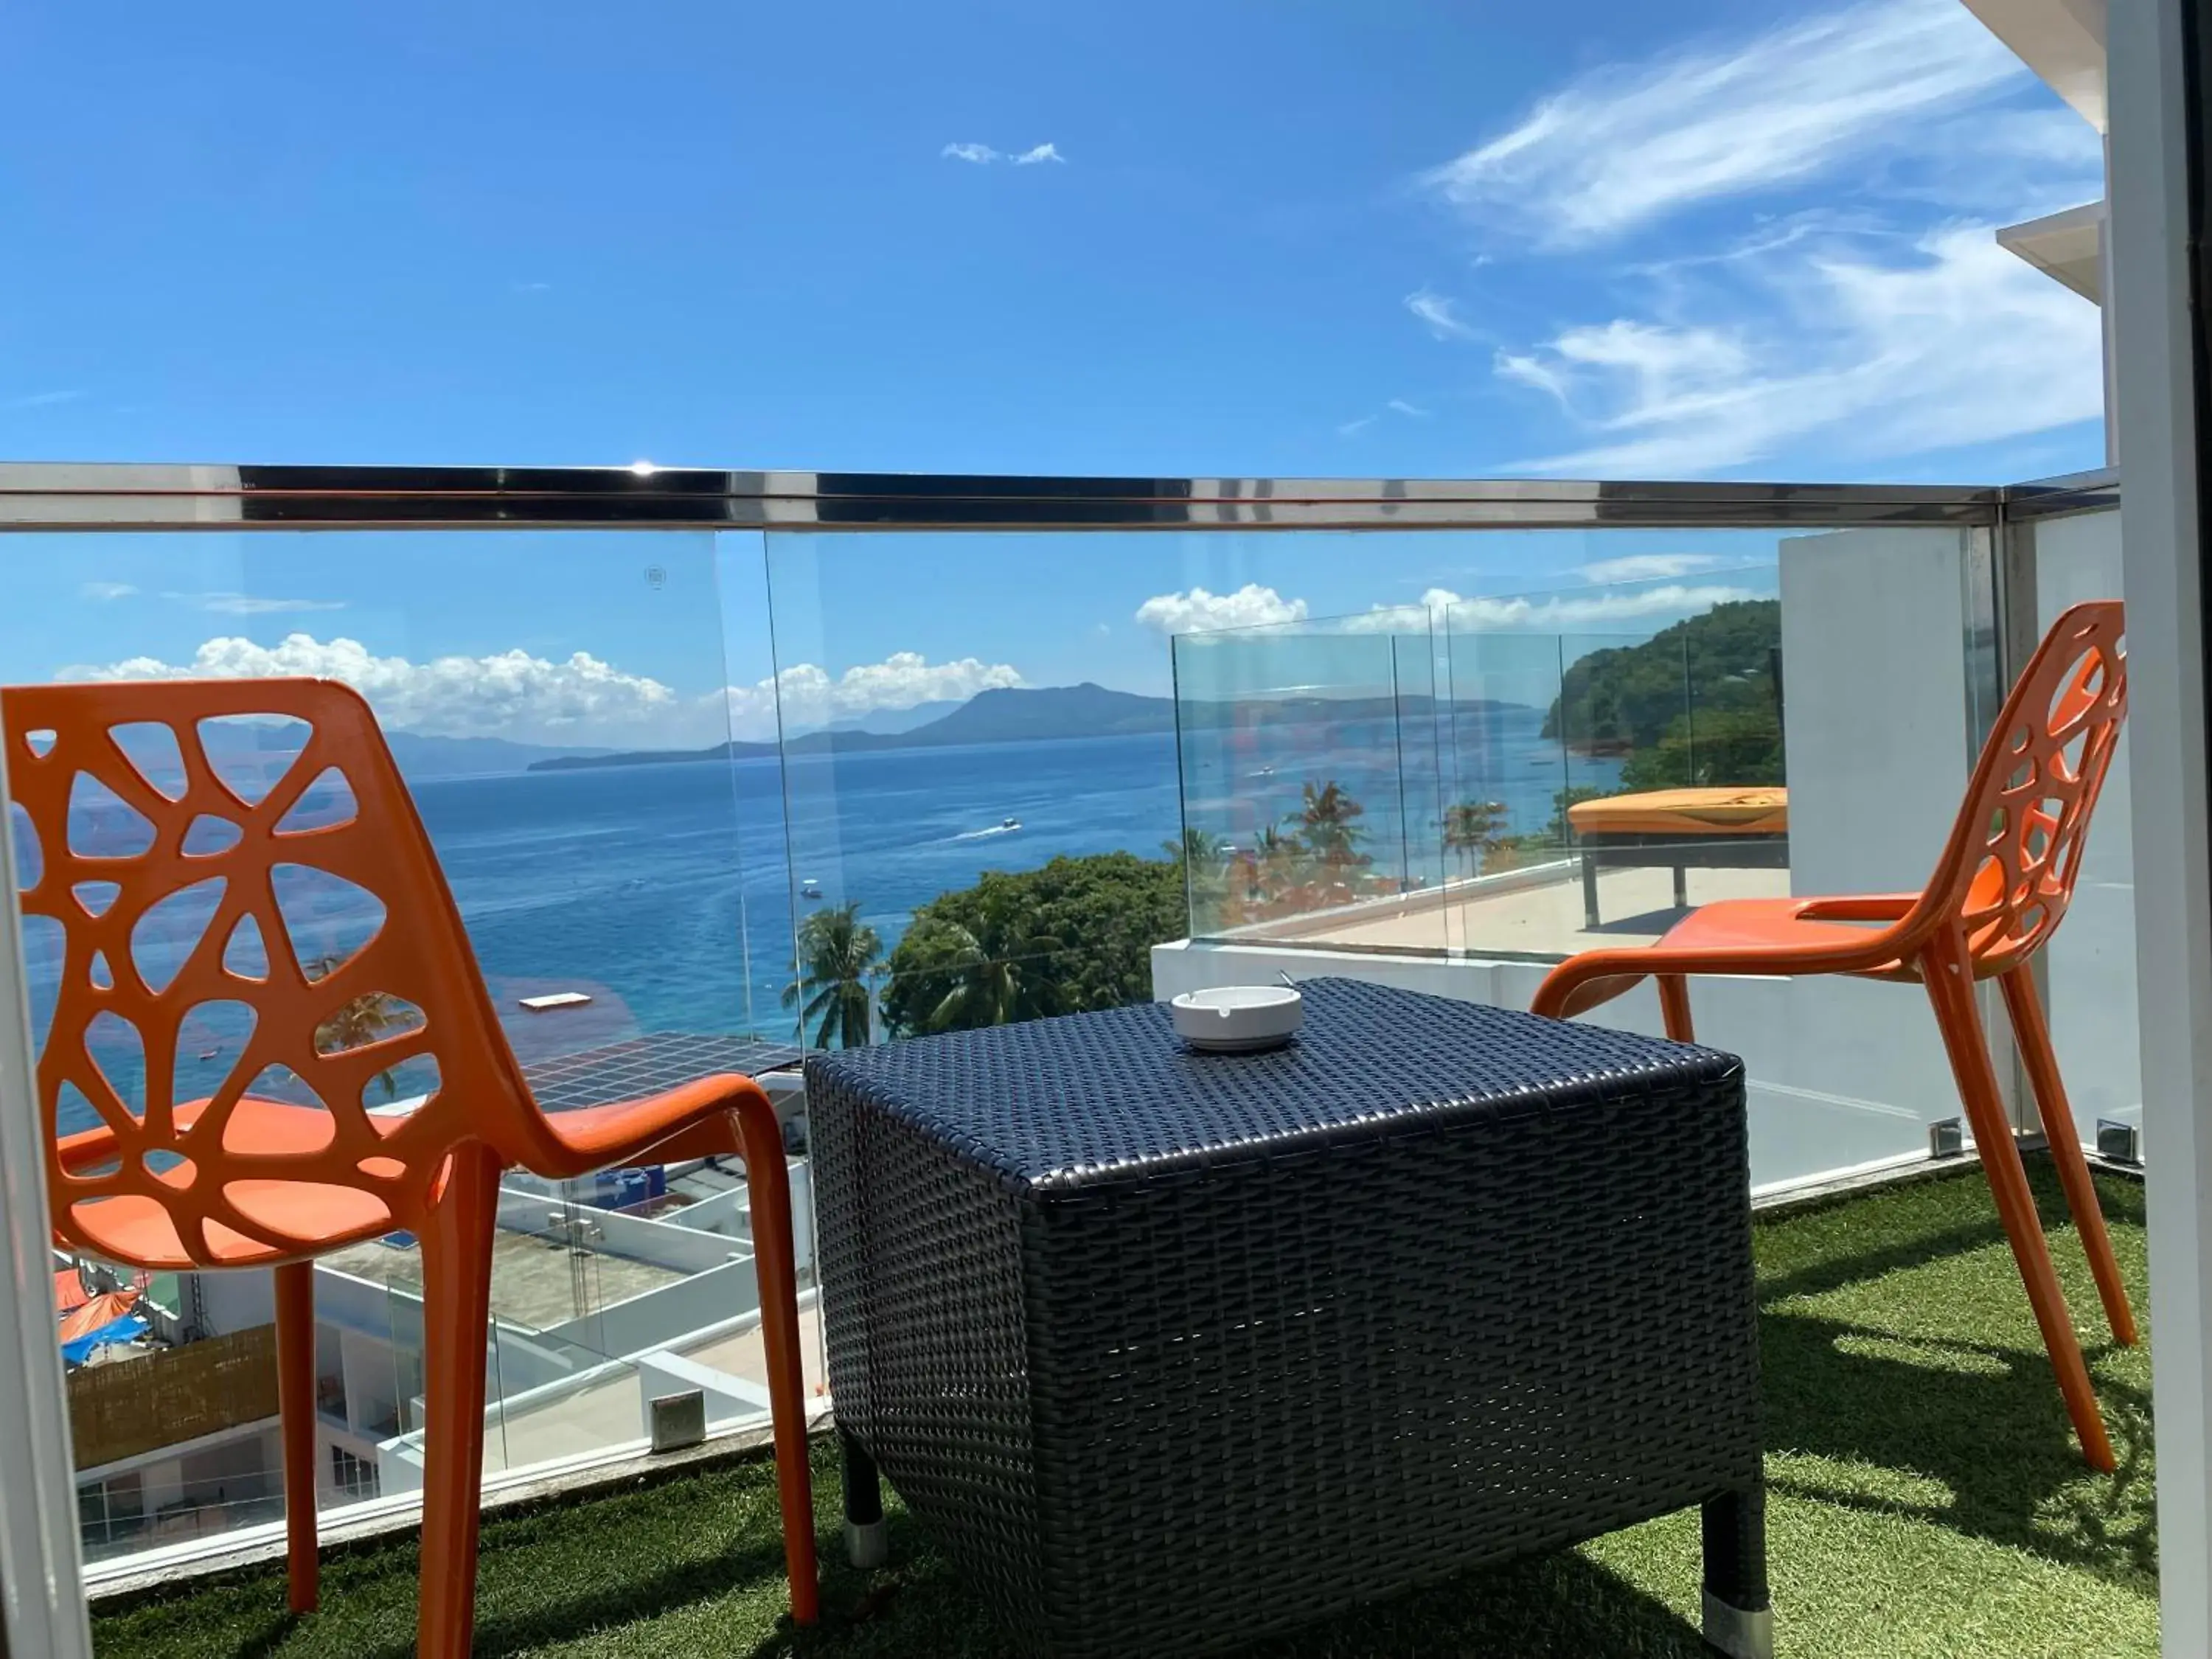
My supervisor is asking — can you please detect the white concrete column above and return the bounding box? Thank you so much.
[2109,0,2212,1649]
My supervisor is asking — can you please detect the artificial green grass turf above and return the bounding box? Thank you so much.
[91,1158,2155,1658]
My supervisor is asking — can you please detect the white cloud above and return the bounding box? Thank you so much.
[1495,223,2103,475]
[1346,584,1764,633]
[1576,553,1731,584]
[63,633,682,744]
[718,652,1023,740]
[944,141,1065,167]
[1420,0,2033,248]
[1406,288,1478,341]
[80,581,136,602]
[164,591,347,616]
[1336,415,1378,437]
[1134,584,1310,637]
[1387,399,1430,417]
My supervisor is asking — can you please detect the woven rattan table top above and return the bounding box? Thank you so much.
[806,977,1731,1191]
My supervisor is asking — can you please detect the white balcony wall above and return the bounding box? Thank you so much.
[1778,528,1975,897]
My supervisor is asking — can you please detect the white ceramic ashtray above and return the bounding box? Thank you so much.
[1170,985,1303,1053]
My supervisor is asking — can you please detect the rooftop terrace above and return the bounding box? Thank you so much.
[89,1158,2154,1659]
[319,1231,689,1335]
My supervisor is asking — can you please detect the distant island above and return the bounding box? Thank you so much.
[529,681,1528,773]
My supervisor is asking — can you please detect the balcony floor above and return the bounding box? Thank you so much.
[91,1158,2154,1658]
[1281,862,1796,959]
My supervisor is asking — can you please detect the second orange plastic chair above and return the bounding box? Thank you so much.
[5,677,818,1655]
[1532,602,2137,1471]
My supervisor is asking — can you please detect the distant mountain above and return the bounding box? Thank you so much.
[382,732,613,777]
[909,683,1175,744]
[816,700,963,737]
[529,682,1528,773]
[163,726,610,783]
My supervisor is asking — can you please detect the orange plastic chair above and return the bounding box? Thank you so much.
[2,678,818,1655]
[1532,601,2137,1472]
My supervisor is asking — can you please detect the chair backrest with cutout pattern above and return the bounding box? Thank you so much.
[1917,601,2126,976]
[3,678,539,1267]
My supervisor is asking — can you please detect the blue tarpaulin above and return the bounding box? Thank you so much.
[62,1314,146,1364]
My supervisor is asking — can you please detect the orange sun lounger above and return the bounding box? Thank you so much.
[1568,786,1790,928]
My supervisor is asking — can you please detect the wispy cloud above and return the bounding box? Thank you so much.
[1577,553,1730,584]
[943,141,1065,167]
[1405,288,1478,341]
[719,652,1023,742]
[1492,223,2102,476]
[6,389,85,410]
[164,591,349,616]
[1135,584,1308,636]
[1420,0,2032,249]
[80,580,137,602]
[1346,583,1762,633]
[1340,399,1433,437]
[510,279,552,293]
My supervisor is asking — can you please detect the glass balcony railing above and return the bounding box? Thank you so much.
[4,515,819,1573]
[1171,566,1793,958]
[0,465,2130,1581]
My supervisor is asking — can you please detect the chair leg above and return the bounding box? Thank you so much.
[416,1144,502,1659]
[2000,967,2139,1346]
[737,1099,821,1626]
[274,1261,319,1615]
[1658,974,1696,1043]
[1922,946,2115,1471]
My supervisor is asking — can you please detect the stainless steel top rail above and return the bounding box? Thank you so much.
[0,463,2022,532]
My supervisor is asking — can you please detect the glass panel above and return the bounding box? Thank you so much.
[2031,507,2136,1156]
[1172,618,1446,954]
[1435,629,1573,956]
[761,529,1219,1051]
[3,528,797,1563]
[1741,524,1975,1186]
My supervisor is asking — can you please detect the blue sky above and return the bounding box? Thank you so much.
[0,0,2106,742]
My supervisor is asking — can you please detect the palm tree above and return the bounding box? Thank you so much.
[922,898,1065,1032]
[1235,824,1307,918]
[1443,800,1510,880]
[306,953,412,1098]
[1290,780,1367,870]
[1164,827,1222,868]
[782,902,883,1050]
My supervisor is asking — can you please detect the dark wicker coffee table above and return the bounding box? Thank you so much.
[807,978,1769,1658]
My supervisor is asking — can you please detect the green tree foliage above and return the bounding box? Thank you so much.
[782,902,883,1049]
[306,952,412,1098]
[881,853,1185,1037]
[1546,599,1785,790]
